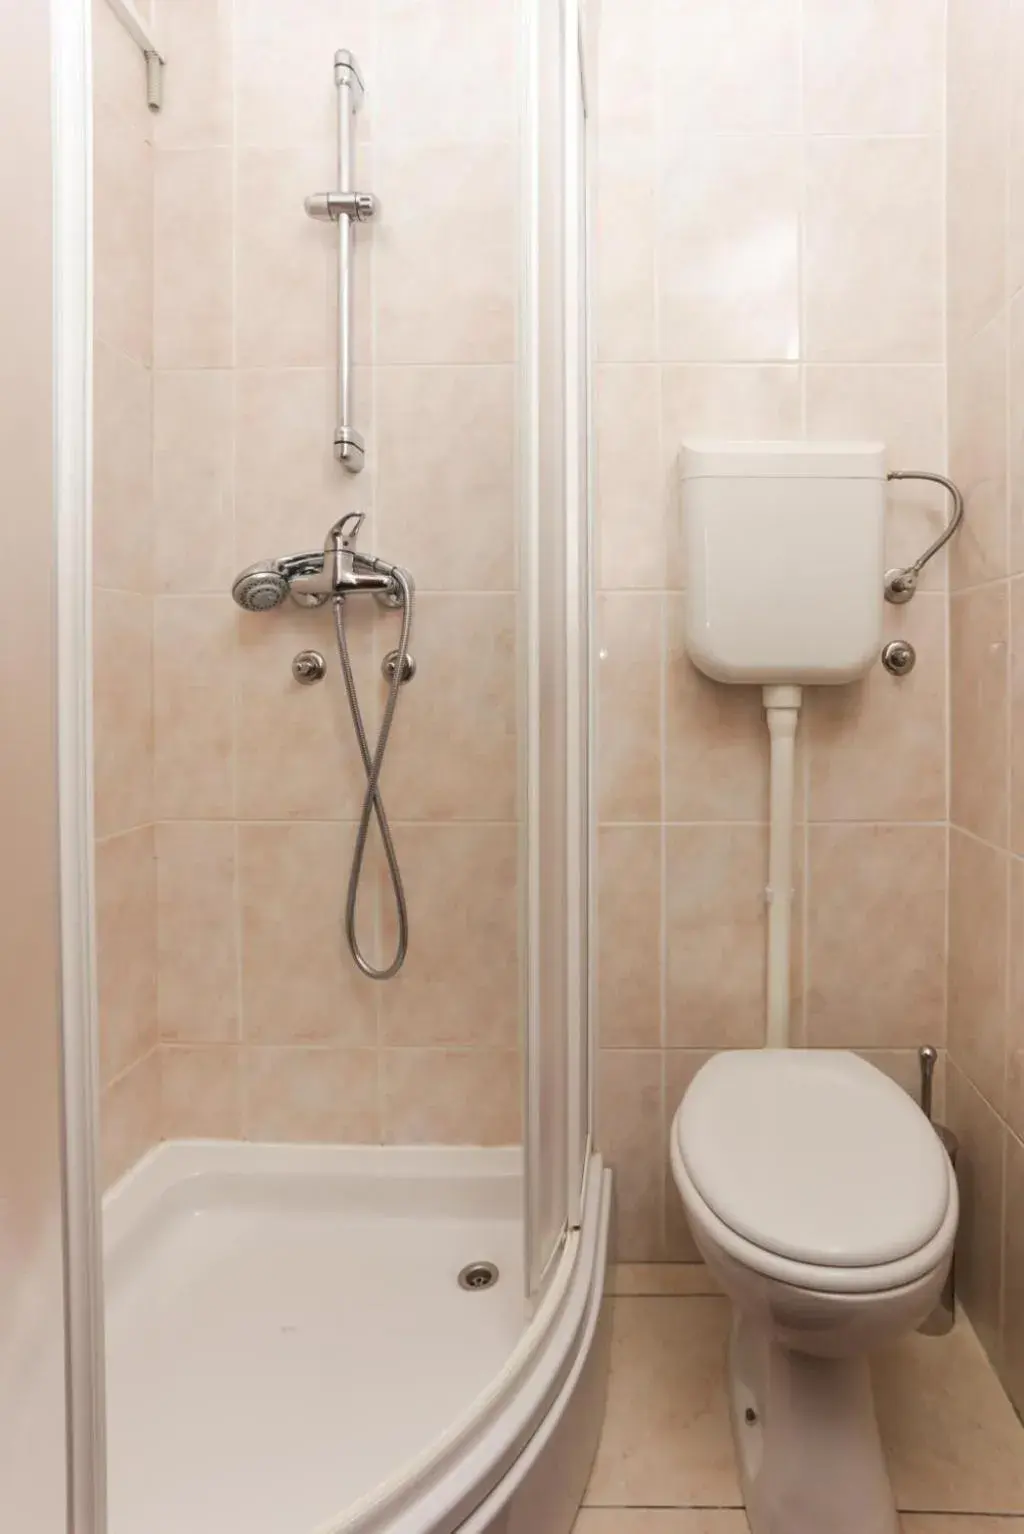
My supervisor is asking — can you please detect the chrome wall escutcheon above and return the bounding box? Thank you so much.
[381,649,416,685]
[292,650,327,684]
[881,639,916,677]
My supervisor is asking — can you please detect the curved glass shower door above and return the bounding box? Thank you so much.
[522,0,594,1301]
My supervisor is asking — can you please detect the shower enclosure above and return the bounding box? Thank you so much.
[6,0,610,1531]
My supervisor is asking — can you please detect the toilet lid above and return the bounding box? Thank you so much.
[676,1050,951,1268]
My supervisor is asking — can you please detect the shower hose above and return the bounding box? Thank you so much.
[332,568,413,980]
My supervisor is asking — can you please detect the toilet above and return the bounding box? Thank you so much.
[670,1049,957,1534]
[668,443,962,1533]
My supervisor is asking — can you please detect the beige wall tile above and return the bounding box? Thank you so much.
[101,1050,160,1189]
[161,1042,243,1140]
[1002,1126,1024,1416]
[950,317,1010,589]
[1013,580,1024,852]
[234,0,374,150]
[375,142,516,365]
[666,620,767,824]
[1006,856,1024,1141]
[154,596,236,820]
[235,146,341,369]
[92,0,152,131]
[239,822,378,1045]
[806,825,947,1049]
[380,1048,521,1145]
[94,589,154,840]
[375,366,516,592]
[156,822,239,1043]
[1011,2,1024,295]
[594,129,657,364]
[154,148,233,368]
[809,596,947,823]
[804,364,948,591]
[859,1047,945,1113]
[244,1046,378,1143]
[94,97,153,363]
[154,370,235,595]
[947,1065,1007,1365]
[598,1051,664,1261]
[235,598,375,822]
[96,827,157,1085]
[598,594,662,824]
[658,136,801,363]
[598,827,662,1051]
[1011,295,1024,575]
[949,830,1010,1115]
[233,366,370,557]
[805,137,944,363]
[376,0,517,147]
[595,365,663,592]
[803,0,945,135]
[595,0,657,137]
[664,1050,716,1260]
[152,0,233,150]
[93,341,152,594]
[656,0,801,135]
[947,0,1009,346]
[665,828,767,1050]
[379,594,517,821]
[608,1264,720,1298]
[951,582,1009,847]
[378,824,519,1048]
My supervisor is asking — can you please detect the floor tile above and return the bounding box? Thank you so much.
[875,1320,1024,1514]
[610,1264,721,1297]
[584,1297,741,1510]
[575,1514,750,1533]
[901,1520,1024,1531]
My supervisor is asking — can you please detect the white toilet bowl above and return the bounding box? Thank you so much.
[669,1049,958,1534]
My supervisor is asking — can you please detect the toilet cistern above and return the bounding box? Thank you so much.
[679,440,888,1046]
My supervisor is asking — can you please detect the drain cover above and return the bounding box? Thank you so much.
[458,1261,499,1291]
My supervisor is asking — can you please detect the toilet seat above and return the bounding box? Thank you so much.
[672,1051,957,1296]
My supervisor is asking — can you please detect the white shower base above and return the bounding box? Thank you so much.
[103,1142,610,1534]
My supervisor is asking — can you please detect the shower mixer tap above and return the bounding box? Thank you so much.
[289,513,396,600]
[232,514,406,611]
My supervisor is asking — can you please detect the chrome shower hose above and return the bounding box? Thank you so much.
[332,570,413,980]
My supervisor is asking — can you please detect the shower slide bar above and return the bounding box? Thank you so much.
[103,0,165,110]
[305,51,377,474]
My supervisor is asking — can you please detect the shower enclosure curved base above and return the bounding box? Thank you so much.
[103,1142,610,1534]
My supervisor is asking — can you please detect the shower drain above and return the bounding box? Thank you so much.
[458,1261,500,1291]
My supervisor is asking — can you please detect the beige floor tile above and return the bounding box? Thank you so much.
[875,1319,1024,1514]
[575,1514,749,1533]
[901,1521,1024,1531]
[584,1298,741,1510]
[609,1264,721,1297]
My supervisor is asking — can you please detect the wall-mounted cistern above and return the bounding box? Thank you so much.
[231,514,415,981]
[305,51,376,474]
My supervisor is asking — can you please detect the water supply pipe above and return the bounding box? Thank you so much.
[763,685,802,1047]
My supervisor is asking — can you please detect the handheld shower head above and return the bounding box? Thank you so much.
[232,562,290,612]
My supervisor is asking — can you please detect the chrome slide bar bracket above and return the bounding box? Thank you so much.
[304,49,376,474]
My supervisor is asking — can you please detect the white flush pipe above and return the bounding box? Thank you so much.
[763,685,802,1048]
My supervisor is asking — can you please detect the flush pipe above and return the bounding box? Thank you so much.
[763,685,802,1048]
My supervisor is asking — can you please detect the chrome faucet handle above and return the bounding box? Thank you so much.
[330,510,366,555]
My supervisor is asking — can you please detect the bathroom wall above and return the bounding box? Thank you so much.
[944,0,1024,1415]
[595,0,951,1259]
[92,0,160,1184]
[108,0,522,1155]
